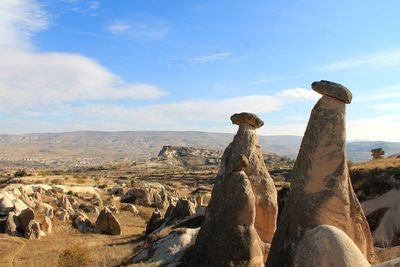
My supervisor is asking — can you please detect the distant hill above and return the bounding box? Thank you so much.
[0,131,398,164]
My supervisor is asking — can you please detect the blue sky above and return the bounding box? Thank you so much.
[0,0,399,141]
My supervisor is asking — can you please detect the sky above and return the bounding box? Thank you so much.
[0,0,399,141]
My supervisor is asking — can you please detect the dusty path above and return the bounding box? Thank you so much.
[0,236,26,267]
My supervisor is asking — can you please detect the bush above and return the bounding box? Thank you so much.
[14,169,28,177]
[76,177,86,184]
[58,244,91,267]
[39,170,49,177]
[51,178,63,184]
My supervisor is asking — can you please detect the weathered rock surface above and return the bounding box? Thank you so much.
[72,211,93,233]
[41,216,52,234]
[95,207,121,235]
[121,203,139,215]
[312,80,352,104]
[25,220,44,239]
[267,82,377,266]
[294,225,370,267]
[371,148,385,160]
[146,208,164,234]
[362,189,400,247]
[5,211,20,235]
[121,182,168,208]
[189,112,278,266]
[133,228,199,266]
[17,208,35,233]
[165,199,196,226]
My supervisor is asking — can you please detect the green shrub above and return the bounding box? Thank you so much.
[14,169,28,177]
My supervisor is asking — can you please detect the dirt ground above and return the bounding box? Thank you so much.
[0,207,154,267]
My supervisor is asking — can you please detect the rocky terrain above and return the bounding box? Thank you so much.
[0,131,399,168]
[1,81,400,267]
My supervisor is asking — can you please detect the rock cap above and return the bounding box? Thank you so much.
[231,112,264,128]
[312,80,352,104]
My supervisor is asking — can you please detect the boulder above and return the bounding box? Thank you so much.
[362,189,400,247]
[57,208,70,222]
[13,198,29,214]
[267,81,377,266]
[25,220,44,239]
[17,208,35,233]
[189,112,278,266]
[311,80,352,104]
[40,216,52,234]
[121,203,139,215]
[5,211,20,236]
[72,211,93,233]
[60,195,72,211]
[20,193,36,208]
[0,193,14,214]
[94,207,121,235]
[132,228,199,266]
[165,199,196,226]
[294,225,370,267]
[146,209,164,234]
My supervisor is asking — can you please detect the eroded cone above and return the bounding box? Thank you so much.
[267,81,377,266]
[189,112,278,267]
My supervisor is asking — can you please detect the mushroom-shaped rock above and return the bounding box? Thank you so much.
[189,112,278,266]
[294,225,370,267]
[267,82,377,266]
[95,207,121,235]
[231,112,264,128]
[312,80,352,104]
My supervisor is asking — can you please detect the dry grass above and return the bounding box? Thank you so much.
[7,209,149,267]
[57,244,91,267]
[351,158,400,171]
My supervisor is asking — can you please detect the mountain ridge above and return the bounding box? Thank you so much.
[0,131,399,163]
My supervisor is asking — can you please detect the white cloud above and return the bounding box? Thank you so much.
[348,114,400,141]
[106,21,131,34]
[277,88,320,100]
[71,95,282,125]
[105,19,169,41]
[187,52,234,64]
[318,49,400,72]
[0,0,48,49]
[70,1,100,13]
[0,0,164,110]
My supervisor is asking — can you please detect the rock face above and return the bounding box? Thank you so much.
[146,208,164,234]
[189,112,278,266]
[95,207,121,235]
[362,189,400,247]
[165,199,196,226]
[267,81,377,266]
[40,216,52,234]
[25,220,43,239]
[73,212,93,233]
[294,225,370,267]
[17,208,35,233]
[5,211,20,235]
[371,148,385,160]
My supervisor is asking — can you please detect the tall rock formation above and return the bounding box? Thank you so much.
[267,80,377,266]
[189,112,278,267]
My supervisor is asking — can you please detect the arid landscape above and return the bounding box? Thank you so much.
[1,1,400,266]
[1,83,400,266]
